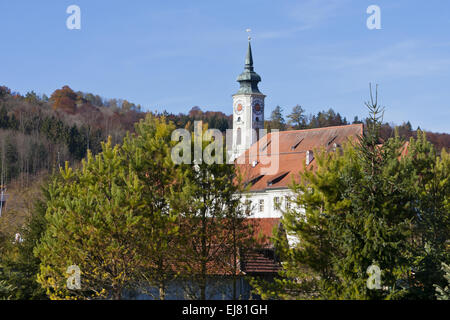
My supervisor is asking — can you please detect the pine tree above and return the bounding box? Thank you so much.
[287,105,306,130]
[35,138,145,299]
[434,263,450,300]
[405,131,450,299]
[269,106,286,131]
[0,278,14,300]
[0,184,50,300]
[0,106,9,129]
[121,114,184,300]
[176,123,254,300]
[252,85,416,300]
[331,85,413,299]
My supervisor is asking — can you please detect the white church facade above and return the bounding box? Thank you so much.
[231,40,363,220]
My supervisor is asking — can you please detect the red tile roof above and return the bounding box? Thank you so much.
[236,124,363,191]
[242,218,281,274]
[249,218,280,246]
[240,249,281,274]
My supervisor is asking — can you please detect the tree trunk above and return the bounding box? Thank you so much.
[159,282,166,300]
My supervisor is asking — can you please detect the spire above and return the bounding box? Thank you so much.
[236,38,262,95]
[245,40,254,71]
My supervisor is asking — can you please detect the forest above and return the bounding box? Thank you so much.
[1,84,448,191]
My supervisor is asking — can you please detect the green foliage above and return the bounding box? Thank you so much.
[121,114,184,299]
[308,108,347,129]
[173,123,254,300]
[405,131,450,299]
[0,185,49,300]
[35,138,145,299]
[287,105,306,130]
[434,263,450,300]
[0,278,14,300]
[267,106,286,131]
[253,86,449,300]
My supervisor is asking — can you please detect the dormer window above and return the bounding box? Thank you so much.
[306,150,314,166]
[291,138,304,150]
[260,140,271,152]
[267,171,289,187]
[327,135,338,146]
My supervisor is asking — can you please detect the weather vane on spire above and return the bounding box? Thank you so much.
[246,28,252,41]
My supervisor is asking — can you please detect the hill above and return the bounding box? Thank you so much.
[0,84,448,235]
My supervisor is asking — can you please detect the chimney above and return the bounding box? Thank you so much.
[306,150,314,166]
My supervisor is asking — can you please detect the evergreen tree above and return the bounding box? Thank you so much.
[176,124,253,300]
[121,114,184,300]
[405,131,450,299]
[0,278,14,300]
[0,106,9,129]
[269,106,286,131]
[252,86,417,299]
[35,138,145,299]
[287,105,306,130]
[434,263,450,300]
[330,86,413,299]
[0,184,50,299]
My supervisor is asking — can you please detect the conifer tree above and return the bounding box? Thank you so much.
[330,85,413,299]
[268,106,286,131]
[405,132,450,299]
[176,123,254,300]
[0,184,50,300]
[434,263,450,300]
[252,86,416,299]
[121,114,184,300]
[35,138,145,299]
[287,105,306,130]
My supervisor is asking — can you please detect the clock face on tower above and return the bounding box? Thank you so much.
[252,99,263,115]
[234,101,244,115]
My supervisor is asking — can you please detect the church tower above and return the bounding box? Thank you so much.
[231,39,265,160]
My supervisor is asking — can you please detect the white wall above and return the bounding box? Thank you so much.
[240,188,302,219]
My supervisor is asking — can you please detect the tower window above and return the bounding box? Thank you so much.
[237,117,241,123]
[255,117,259,122]
[259,199,264,212]
[237,128,242,145]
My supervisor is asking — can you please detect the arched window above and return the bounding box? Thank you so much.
[237,128,242,145]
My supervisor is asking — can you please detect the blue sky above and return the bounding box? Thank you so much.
[0,0,449,133]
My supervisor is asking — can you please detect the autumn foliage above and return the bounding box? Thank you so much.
[49,85,77,114]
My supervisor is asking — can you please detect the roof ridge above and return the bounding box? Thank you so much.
[268,123,363,135]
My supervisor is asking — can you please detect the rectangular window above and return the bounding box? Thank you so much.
[285,196,291,210]
[245,200,252,214]
[259,199,264,212]
[274,197,281,209]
